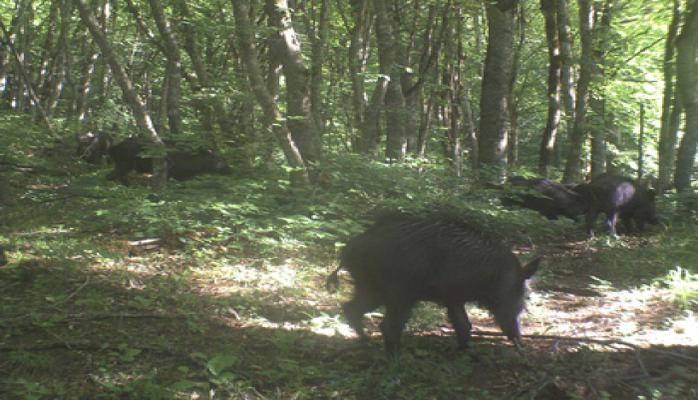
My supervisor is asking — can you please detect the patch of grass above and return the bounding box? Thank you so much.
[659,267,698,308]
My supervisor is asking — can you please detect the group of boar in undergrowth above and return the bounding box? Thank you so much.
[77,132,658,358]
[76,131,230,185]
[328,174,658,357]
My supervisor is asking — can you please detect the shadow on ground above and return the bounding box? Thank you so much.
[1,255,696,399]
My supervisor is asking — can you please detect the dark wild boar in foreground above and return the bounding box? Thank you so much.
[327,211,540,356]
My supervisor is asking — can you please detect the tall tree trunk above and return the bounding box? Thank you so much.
[44,0,72,117]
[674,2,698,192]
[75,0,167,189]
[442,60,461,174]
[310,0,329,133]
[149,0,182,135]
[638,103,645,179]
[557,0,575,165]
[417,93,435,157]
[657,0,682,192]
[589,0,613,179]
[589,95,606,177]
[358,76,389,154]
[508,3,525,169]
[394,1,419,156]
[12,0,34,112]
[36,0,58,113]
[0,31,10,109]
[478,0,517,183]
[348,0,372,152]
[73,35,98,122]
[539,0,561,177]
[463,90,478,168]
[91,0,110,113]
[405,4,436,155]
[267,0,323,167]
[231,0,309,185]
[563,0,594,183]
[451,5,465,175]
[373,0,408,162]
[405,1,450,156]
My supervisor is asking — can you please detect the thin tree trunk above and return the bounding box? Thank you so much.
[417,93,435,157]
[478,0,517,183]
[539,0,561,177]
[638,103,645,179]
[267,0,323,167]
[74,36,98,122]
[563,0,594,183]
[589,0,613,179]
[44,0,72,117]
[310,0,329,132]
[348,0,371,152]
[75,0,167,189]
[508,3,525,169]
[674,3,698,192]
[451,5,465,175]
[149,0,183,135]
[91,0,110,112]
[395,1,420,156]
[463,90,478,168]
[404,4,435,155]
[14,0,33,112]
[36,0,58,112]
[0,29,11,109]
[405,2,450,156]
[358,76,389,154]
[589,95,606,177]
[442,58,460,174]
[231,0,309,185]
[373,0,408,162]
[557,0,575,166]
[657,0,682,192]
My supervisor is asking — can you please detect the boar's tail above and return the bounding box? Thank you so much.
[326,265,343,292]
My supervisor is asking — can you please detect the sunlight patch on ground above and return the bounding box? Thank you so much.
[230,314,356,339]
[627,310,698,346]
[527,285,698,346]
[16,225,74,235]
[197,260,300,296]
[308,315,356,338]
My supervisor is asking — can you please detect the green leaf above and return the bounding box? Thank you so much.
[206,354,239,377]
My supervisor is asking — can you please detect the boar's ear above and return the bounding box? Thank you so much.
[521,257,541,280]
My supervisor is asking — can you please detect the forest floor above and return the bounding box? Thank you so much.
[2,209,696,400]
[1,116,697,399]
